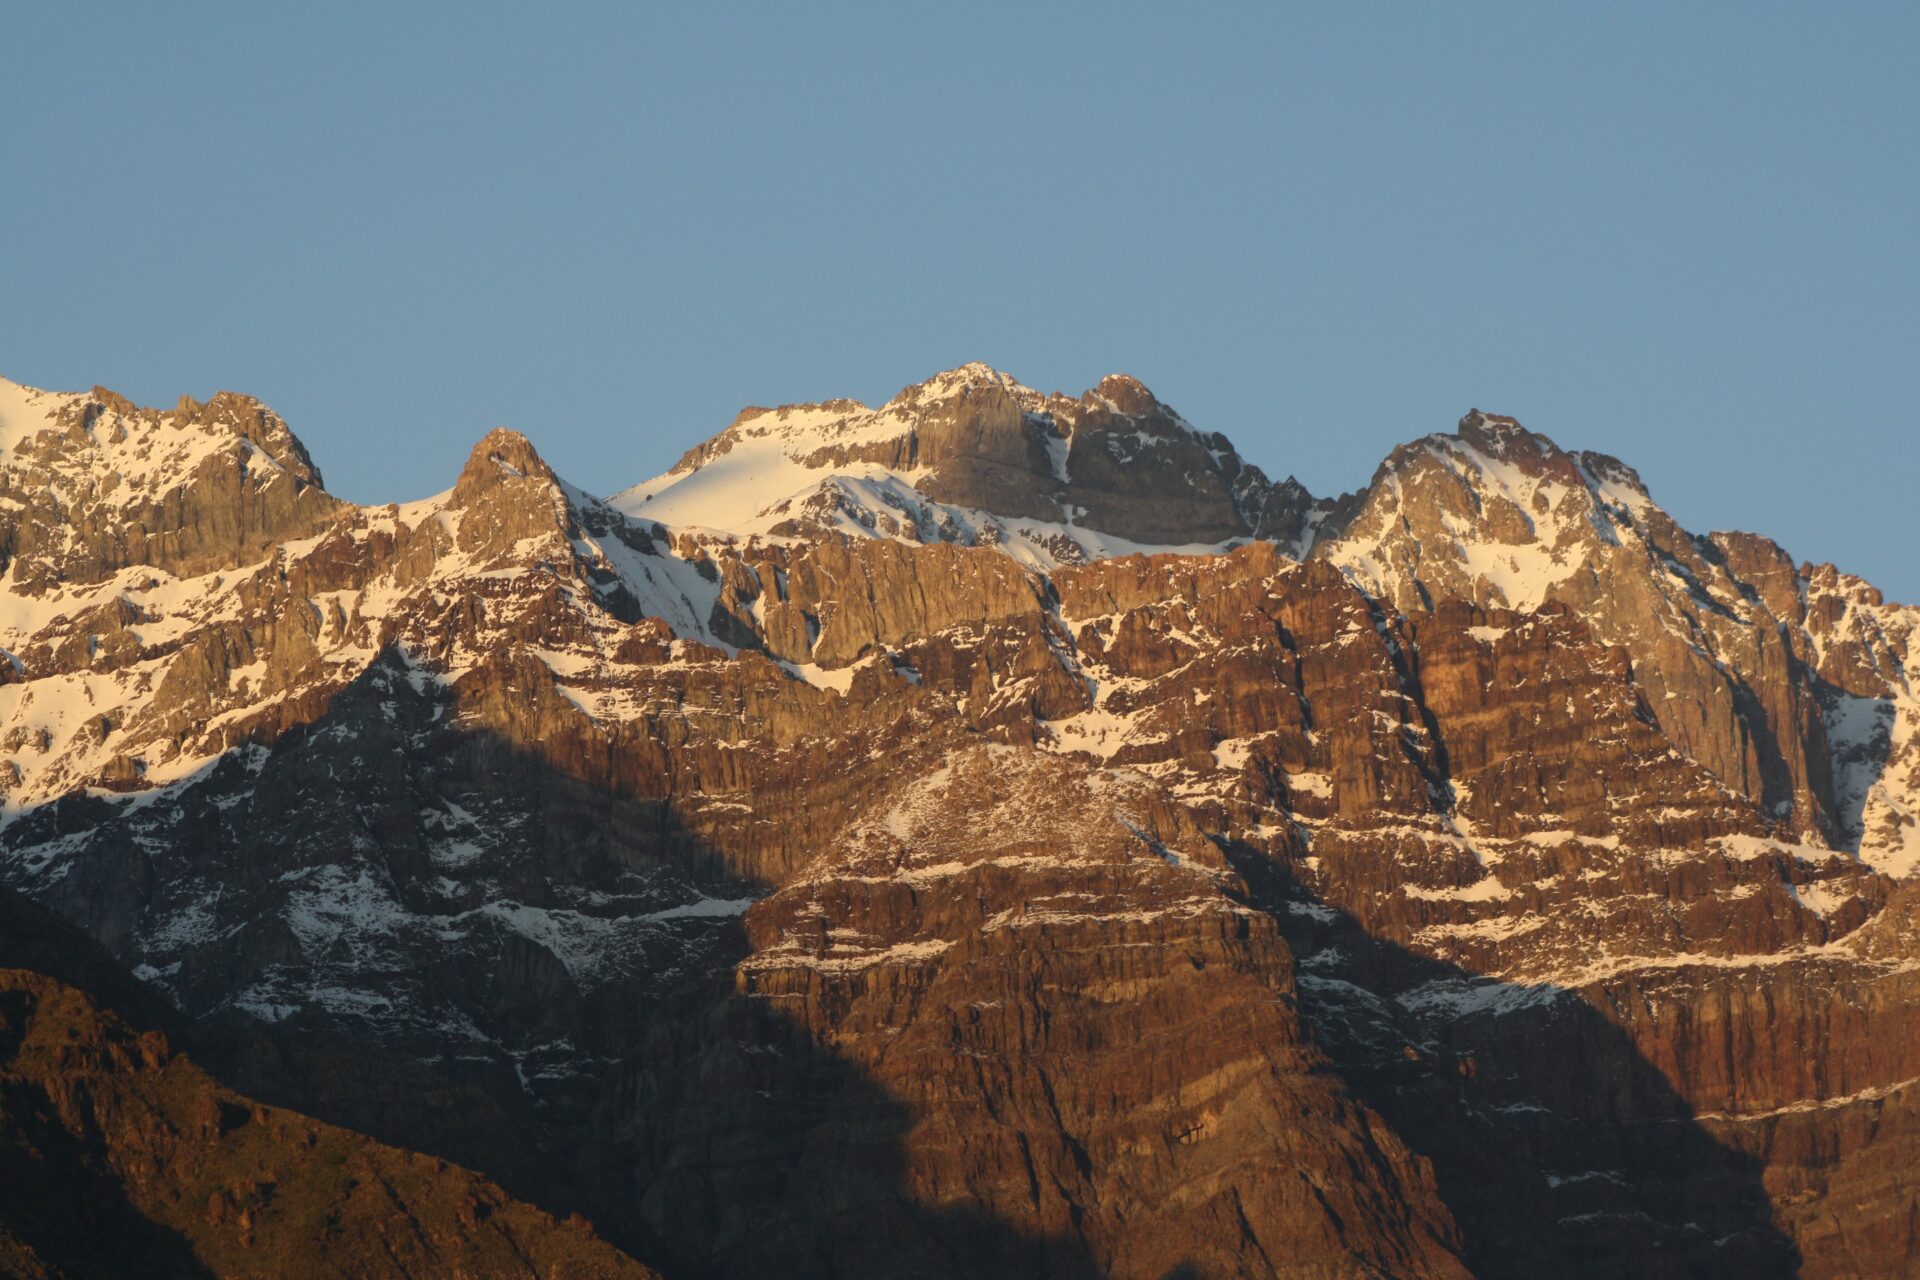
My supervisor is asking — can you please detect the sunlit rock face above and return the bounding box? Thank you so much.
[2,365,1917,1278]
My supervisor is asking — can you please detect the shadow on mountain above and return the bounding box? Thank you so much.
[1230,846,1803,1280]
[591,969,1112,1279]
[0,643,1805,1278]
[212,911,1109,1278]
[1,651,1114,1278]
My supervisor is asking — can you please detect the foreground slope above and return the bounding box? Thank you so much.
[2,365,1917,1277]
[0,888,656,1279]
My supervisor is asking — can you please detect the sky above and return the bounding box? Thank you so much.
[4,4,1917,600]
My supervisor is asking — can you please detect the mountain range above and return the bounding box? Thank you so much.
[1,363,1916,1278]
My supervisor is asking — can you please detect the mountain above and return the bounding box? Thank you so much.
[1,364,1917,1277]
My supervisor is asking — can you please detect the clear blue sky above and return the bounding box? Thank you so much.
[5,4,1916,600]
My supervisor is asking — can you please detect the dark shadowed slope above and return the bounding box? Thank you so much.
[0,889,659,1280]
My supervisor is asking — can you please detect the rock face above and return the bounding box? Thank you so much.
[2,365,1918,1278]
[574,744,1470,1280]
[1312,410,1851,854]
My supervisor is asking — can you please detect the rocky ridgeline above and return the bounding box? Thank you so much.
[0,367,1916,1277]
[610,361,1320,564]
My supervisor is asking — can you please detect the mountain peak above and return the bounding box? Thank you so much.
[1088,373,1161,417]
[458,426,556,490]
[611,363,1280,565]
[886,362,1035,409]
[0,377,340,589]
[0,375,57,455]
[1317,410,1622,613]
[1455,408,1550,461]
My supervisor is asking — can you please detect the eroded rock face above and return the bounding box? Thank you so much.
[2,368,1918,1278]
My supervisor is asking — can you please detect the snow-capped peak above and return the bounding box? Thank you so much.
[1313,409,1646,613]
[1454,407,1545,459]
[884,361,1037,410]
[607,365,1279,570]
[0,376,55,455]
